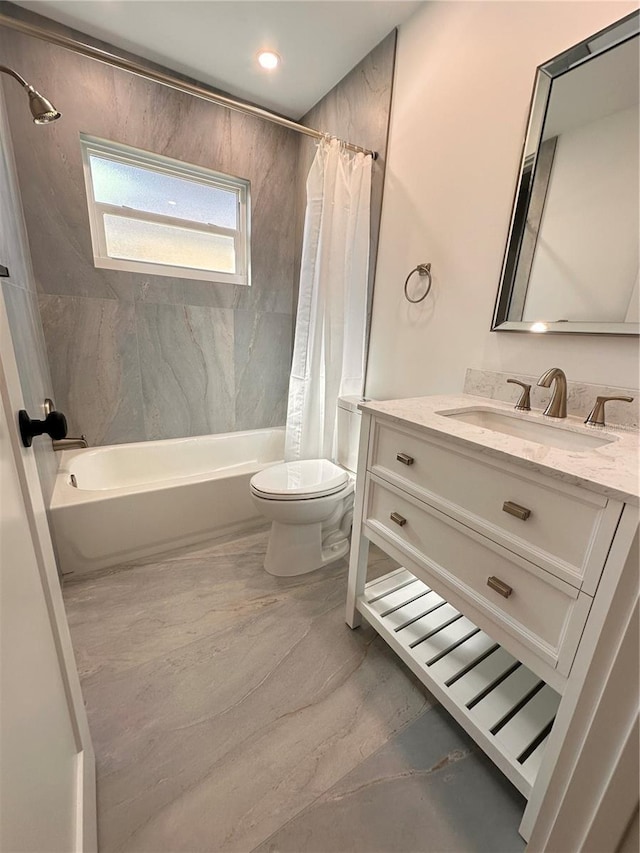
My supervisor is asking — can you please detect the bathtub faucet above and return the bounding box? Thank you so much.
[53,434,89,451]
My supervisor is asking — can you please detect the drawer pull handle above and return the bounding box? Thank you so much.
[396,452,414,466]
[390,512,407,527]
[502,501,531,521]
[487,576,513,598]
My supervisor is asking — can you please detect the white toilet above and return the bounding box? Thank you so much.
[250,396,364,576]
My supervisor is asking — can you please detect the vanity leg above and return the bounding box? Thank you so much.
[346,531,369,628]
[346,411,373,628]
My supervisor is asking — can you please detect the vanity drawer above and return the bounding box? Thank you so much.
[364,476,589,671]
[370,420,621,590]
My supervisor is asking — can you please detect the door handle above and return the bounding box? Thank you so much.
[19,409,67,447]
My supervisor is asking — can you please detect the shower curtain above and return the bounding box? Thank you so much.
[285,137,372,462]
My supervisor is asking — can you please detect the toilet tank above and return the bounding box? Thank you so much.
[337,396,368,473]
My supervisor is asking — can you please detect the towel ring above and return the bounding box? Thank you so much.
[404,263,432,303]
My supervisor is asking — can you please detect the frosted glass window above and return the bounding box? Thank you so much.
[104,216,236,273]
[90,157,238,229]
[80,135,250,285]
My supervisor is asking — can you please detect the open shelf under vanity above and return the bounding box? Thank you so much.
[358,567,561,798]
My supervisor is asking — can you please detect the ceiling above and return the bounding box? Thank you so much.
[12,1,422,119]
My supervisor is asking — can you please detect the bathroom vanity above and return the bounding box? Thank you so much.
[346,393,639,841]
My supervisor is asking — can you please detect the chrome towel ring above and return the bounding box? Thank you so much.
[404,263,432,303]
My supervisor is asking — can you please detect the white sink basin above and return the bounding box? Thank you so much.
[438,407,616,451]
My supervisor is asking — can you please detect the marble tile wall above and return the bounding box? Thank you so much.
[136,302,235,441]
[0,28,298,445]
[0,87,58,501]
[465,367,639,429]
[0,22,396,447]
[234,310,292,431]
[38,295,144,446]
[293,32,397,334]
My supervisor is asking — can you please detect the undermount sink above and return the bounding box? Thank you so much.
[438,407,617,451]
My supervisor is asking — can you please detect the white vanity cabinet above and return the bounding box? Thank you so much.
[346,397,639,840]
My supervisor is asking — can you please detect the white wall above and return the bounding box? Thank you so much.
[366,1,640,401]
[523,105,639,322]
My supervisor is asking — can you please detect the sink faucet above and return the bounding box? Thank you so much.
[584,395,634,427]
[537,367,567,418]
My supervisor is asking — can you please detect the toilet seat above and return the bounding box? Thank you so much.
[251,459,348,501]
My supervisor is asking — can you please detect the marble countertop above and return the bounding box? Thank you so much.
[360,394,639,505]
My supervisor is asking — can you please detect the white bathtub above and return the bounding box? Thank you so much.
[50,428,284,576]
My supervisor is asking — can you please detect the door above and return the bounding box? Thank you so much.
[0,295,96,851]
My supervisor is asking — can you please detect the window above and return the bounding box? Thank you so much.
[80,135,250,285]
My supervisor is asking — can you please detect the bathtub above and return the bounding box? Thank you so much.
[49,428,284,576]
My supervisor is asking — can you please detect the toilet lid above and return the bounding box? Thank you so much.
[251,459,348,499]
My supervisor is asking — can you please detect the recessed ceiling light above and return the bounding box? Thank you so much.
[257,50,280,71]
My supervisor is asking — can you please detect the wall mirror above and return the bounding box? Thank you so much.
[492,11,639,336]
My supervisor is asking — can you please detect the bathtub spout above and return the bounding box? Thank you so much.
[53,435,88,450]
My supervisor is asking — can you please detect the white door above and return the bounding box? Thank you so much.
[0,298,96,851]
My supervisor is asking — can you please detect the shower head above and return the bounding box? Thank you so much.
[0,64,61,124]
[26,88,61,124]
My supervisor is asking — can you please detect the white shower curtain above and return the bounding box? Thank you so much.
[285,137,372,462]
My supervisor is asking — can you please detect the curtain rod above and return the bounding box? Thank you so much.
[0,12,377,159]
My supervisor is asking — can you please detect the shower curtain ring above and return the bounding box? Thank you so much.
[404,263,432,303]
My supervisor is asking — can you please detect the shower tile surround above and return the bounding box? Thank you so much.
[0,87,57,501]
[0,31,297,445]
[136,302,235,440]
[62,529,526,853]
[293,32,396,327]
[0,25,396,447]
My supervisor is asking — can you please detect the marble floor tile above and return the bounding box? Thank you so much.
[63,531,525,853]
[255,704,526,853]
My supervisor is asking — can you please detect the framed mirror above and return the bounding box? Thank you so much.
[492,11,639,336]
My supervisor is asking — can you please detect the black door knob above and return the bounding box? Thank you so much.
[19,409,68,447]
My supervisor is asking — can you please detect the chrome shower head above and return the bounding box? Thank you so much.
[0,65,61,124]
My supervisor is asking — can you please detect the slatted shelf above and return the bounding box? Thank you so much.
[363,568,417,602]
[358,568,561,797]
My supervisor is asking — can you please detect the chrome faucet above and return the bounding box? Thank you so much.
[537,367,567,418]
[53,435,88,451]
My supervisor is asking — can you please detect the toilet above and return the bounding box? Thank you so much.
[250,396,364,576]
